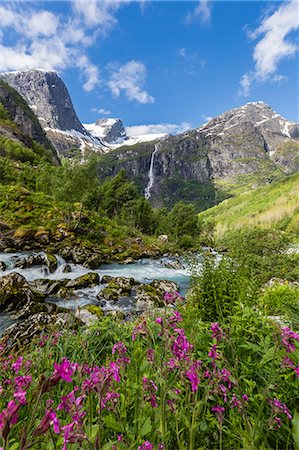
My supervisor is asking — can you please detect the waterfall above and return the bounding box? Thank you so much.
[144,143,159,199]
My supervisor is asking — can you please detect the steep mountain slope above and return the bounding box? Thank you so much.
[198,173,299,236]
[0,79,59,164]
[0,70,106,157]
[98,102,299,209]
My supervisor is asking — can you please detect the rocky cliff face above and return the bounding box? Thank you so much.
[99,102,299,209]
[1,70,84,131]
[0,70,105,157]
[0,79,59,163]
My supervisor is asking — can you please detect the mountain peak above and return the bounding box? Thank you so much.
[1,69,85,132]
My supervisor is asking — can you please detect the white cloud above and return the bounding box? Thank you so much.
[26,11,59,37]
[240,1,299,96]
[72,0,126,32]
[185,0,211,25]
[126,122,191,136]
[0,3,119,92]
[77,55,101,92]
[201,115,212,123]
[107,60,155,104]
[179,47,186,57]
[92,107,112,115]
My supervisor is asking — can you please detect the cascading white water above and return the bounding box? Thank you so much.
[144,143,159,199]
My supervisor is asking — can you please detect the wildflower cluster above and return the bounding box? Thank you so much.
[0,292,297,449]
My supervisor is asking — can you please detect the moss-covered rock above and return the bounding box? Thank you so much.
[0,272,34,312]
[45,253,58,273]
[13,227,35,239]
[135,283,161,309]
[83,254,102,269]
[29,278,68,296]
[74,304,103,326]
[3,312,81,350]
[84,304,103,318]
[65,272,100,289]
[99,276,138,301]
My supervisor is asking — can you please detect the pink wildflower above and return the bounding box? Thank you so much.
[11,357,23,374]
[33,409,60,437]
[53,359,75,383]
[132,320,148,341]
[211,322,224,342]
[280,327,299,353]
[212,405,225,424]
[147,348,155,363]
[138,441,154,450]
[112,341,127,356]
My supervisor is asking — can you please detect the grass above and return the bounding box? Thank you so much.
[199,173,299,237]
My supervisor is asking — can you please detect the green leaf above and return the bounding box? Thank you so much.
[258,345,276,367]
[140,417,152,437]
[292,411,299,450]
[102,414,122,433]
[7,443,19,450]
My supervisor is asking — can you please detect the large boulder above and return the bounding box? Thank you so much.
[3,312,81,350]
[135,279,180,310]
[150,279,179,295]
[65,272,100,289]
[75,305,103,326]
[29,278,68,296]
[14,252,58,273]
[0,272,34,311]
[99,276,138,301]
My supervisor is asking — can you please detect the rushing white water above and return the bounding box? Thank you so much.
[144,143,160,199]
[0,252,196,331]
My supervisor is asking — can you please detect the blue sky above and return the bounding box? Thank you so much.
[0,1,298,133]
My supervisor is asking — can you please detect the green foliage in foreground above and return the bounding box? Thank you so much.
[1,297,299,449]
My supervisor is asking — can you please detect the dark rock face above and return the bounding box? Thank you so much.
[1,70,84,132]
[95,118,126,143]
[0,79,58,162]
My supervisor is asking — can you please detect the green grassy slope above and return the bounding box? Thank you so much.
[198,173,299,236]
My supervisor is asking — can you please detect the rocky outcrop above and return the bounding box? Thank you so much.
[100,276,138,301]
[1,70,85,131]
[84,118,126,143]
[0,79,59,163]
[1,69,105,157]
[0,272,34,311]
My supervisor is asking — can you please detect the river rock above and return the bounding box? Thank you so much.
[135,284,161,310]
[14,252,58,273]
[0,272,34,311]
[101,275,113,284]
[3,312,81,350]
[83,254,102,269]
[0,261,6,271]
[65,272,100,289]
[29,278,68,296]
[61,264,72,273]
[75,305,103,326]
[45,253,58,273]
[150,279,179,294]
[99,276,138,301]
[164,260,184,270]
[134,279,180,310]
